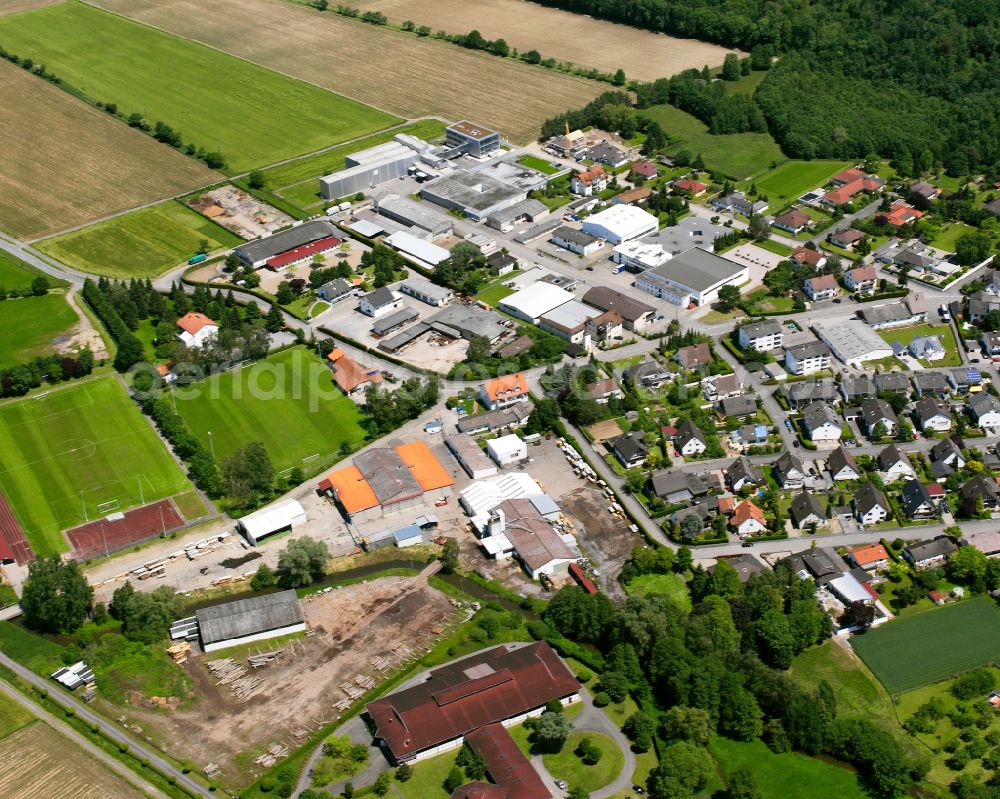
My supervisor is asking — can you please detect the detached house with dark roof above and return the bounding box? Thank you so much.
[970,394,1000,430]
[900,479,936,519]
[719,395,758,421]
[960,476,1000,516]
[791,491,827,529]
[913,397,953,433]
[675,420,708,457]
[674,343,713,371]
[912,371,951,398]
[854,482,890,526]
[877,444,916,481]
[623,359,672,389]
[827,446,861,481]
[727,455,764,492]
[774,450,806,490]
[802,402,842,444]
[607,432,648,469]
[861,398,898,437]
[840,374,875,404]
[904,536,957,569]
[931,437,966,469]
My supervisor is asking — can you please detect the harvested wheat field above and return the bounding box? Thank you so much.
[114,575,461,786]
[89,0,604,142]
[353,0,738,81]
[0,722,144,799]
[0,60,217,240]
[0,0,62,16]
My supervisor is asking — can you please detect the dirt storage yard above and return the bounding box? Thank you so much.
[0,60,217,241]
[0,722,144,799]
[88,0,604,143]
[353,0,739,81]
[112,576,460,786]
[186,186,293,240]
[561,486,641,603]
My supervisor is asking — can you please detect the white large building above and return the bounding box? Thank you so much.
[498,282,575,324]
[634,248,748,307]
[812,320,894,368]
[487,434,528,466]
[236,500,307,546]
[581,205,658,244]
[612,241,671,272]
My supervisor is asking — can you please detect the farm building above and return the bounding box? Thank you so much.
[234,220,341,268]
[366,641,579,764]
[319,441,454,522]
[445,434,498,479]
[195,590,306,653]
[634,247,748,307]
[236,499,308,546]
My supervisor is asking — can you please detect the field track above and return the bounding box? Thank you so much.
[88,0,605,143]
[352,0,739,81]
[0,59,217,240]
[0,488,33,565]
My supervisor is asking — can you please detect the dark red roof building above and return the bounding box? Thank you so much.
[367,642,579,763]
[450,724,551,799]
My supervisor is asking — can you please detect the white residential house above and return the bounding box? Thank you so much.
[359,287,405,318]
[176,312,218,349]
[970,394,1000,430]
[804,274,839,302]
[802,402,842,444]
[854,482,890,526]
[877,444,916,482]
[908,335,945,361]
[774,451,806,490]
[731,500,767,537]
[674,420,708,457]
[571,166,610,196]
[784,341,832,376]
[738,320,784,352]
[913,397,953,433]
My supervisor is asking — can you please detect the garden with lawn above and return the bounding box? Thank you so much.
[517,154,561,175]
[754,159,852,204]
[0,293,78,369]
[543,731,625,794]
[625,572,692,611]
[877,323,962,367]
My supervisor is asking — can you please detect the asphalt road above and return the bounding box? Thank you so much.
[0,651,212,799]
[0,676,169,799]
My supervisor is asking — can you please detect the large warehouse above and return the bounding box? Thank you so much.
[812,320,894,367]
[234,220,342,269]
[581,204,658,244]
[319,134,433,200]
[366,641,579,763]
[498,282,575,324]
[634,247,748,306]
[420,172,528,221]
[193,590,306,653]
[319,441,454,522]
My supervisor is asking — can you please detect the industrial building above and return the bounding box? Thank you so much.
[812,320,894,367]
[180,590,307,653]
[420,172,528,221]
[474,496,574,579]
[581,204,659,244]
[486,199,550,232]
[486,434,527,466]
[319,441,454,522]
[552,226,603,256]
[539,299,596,344]
[446,434,498,479]
[581,286,656,333]
[460,472,545,518]
[383,230,450,267]
[366,641,579,764]
[373,195,453,240]
[643,216,730,256]
[443,121,501,159]
[378,303,511,354]
[634,247,748,306]
[612,240,671,272]
[498,282,575,324]
[234,220,342,269]
[400,279,454,307]
[319,134,434,200]
[236,500,307,546]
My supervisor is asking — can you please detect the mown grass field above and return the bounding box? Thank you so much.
[264,119,447,213]
[0,250,67,290]
[641,103,784,179]
[754,159,852,204]
[0,59,217,241]
[543,731,625,793]
[0,1,399,173]
[932,222,977,253]
[0,377,191,555]
[89,0,605,143]
[0,294,78,369]
[625,573,692,611]
[710,736,866,799]
[0,691,33,740]
[172,347,367,475]
[36,201,242,278]
[852,596,1000,694]
[351,0,737,81]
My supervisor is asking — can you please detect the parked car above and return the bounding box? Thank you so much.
[741,541,754,548]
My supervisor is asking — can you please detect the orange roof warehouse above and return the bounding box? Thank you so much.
[319,440,454,522]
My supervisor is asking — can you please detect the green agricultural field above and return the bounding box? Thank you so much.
[710,736,866,799]
[264,119,447,212]
[0,294,78,369]
[172,347,367,475]
[0,376,192,555]
[852,596,1000,694]
[754,160,852,203]
[36,201,242,278]
[0,1,399,172]
[641,103,785,180]
[878,322,962,367]
[0,249,67,290]
[0,691,33,740]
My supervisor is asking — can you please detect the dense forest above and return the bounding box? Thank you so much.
[536,0,1000,172]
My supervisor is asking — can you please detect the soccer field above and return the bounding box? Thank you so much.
[0,377,191,556]
[0,1,399,172]
[172,347,367,475]
[851,597,1000,694]
[36,201,243,278]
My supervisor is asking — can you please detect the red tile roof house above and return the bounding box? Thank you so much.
[771,209,812,235]
[570,165,609,196]
[844,265,878,293]
[631,160,658,179]
[672,178,708,196]
[820,169,885,207]
[366,641,580,767]
[791,247,826,270]
[877,200,925,227]
[175,312,218,348]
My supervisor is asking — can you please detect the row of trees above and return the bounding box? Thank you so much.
[0,274,48,301]
[0,349,94,398]
[360,376,439,437]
